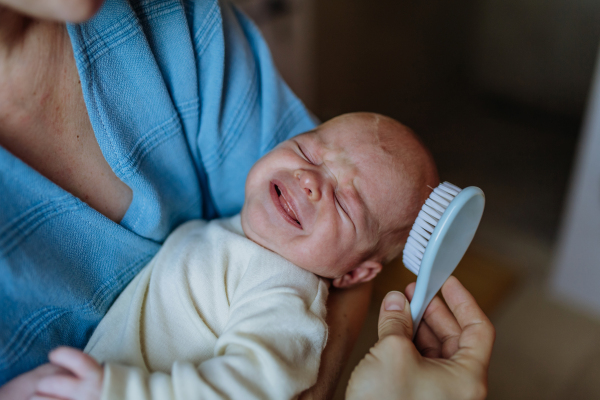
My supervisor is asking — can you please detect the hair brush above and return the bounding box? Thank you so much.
[402,182,485,337]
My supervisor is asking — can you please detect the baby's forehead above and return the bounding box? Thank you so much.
[306,123,395,158]
[300,125,406,187]
[295,125,407,189]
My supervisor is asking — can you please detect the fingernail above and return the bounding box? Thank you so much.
[384,291,406,311]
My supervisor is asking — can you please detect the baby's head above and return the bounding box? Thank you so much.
[241,112,438,288]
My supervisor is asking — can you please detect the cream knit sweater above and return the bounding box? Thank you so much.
[84,215,328,400]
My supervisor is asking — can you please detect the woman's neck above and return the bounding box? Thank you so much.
[0,11,73,134]
[0,11,133,223]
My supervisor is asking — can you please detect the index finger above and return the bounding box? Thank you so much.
[406,281,462,358]
[441,276,495,366]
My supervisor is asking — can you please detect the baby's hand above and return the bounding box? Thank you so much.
[33,347,103,400]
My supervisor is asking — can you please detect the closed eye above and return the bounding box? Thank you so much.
[335,193,349,217]
[297,144,314,164]
[335,191,356,230]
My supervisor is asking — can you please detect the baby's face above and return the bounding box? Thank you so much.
[241,114,416,284]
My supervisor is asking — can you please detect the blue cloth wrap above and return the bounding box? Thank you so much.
[0,0,316,383]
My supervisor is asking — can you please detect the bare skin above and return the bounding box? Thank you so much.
[0,0,103,22]
[0,8,132,223]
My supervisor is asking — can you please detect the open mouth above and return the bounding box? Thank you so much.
[272,182,302,228]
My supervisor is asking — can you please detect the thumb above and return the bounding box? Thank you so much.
[378,291,413,341]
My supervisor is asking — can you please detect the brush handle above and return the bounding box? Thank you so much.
[409,186,485,338]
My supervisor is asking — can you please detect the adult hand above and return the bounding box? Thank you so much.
[0,0,104,22]
[346,276,495,400]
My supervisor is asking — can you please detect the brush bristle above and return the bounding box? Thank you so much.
[402,182,462,275]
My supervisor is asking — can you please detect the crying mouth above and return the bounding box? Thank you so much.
[274,184,301,227]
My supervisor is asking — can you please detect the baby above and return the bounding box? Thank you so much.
[2,112,438,400]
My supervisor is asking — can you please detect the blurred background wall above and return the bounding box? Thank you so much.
[235,0,600,398]
[472,0,600,117]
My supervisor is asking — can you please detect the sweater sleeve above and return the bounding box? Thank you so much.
[99,266,329,400]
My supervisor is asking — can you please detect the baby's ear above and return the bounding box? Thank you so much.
[332,260,382,288]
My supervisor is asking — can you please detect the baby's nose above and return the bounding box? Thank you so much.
[295,169,322,201]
